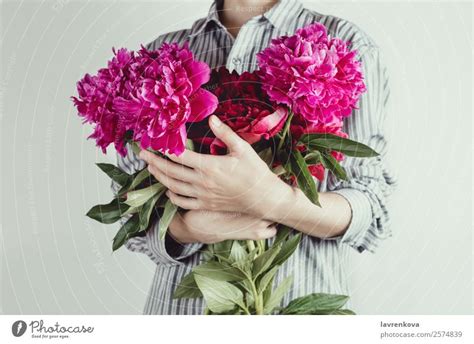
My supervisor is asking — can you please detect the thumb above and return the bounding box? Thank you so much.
[256,225,278,240]
[209,115,246,153]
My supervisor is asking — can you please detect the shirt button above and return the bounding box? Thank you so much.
[232,57,241,65]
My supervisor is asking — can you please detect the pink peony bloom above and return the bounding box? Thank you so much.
[72,44,217,156]
[72,48,135,155]
[256,23,366,126]
[114,44,217,155]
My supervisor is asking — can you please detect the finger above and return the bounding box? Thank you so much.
[165,149,207,169]
[209,115,247,154]
[138,150,161,167]
[254,225,277,240]
[148,166,196,198]
[261,219,275,227]
[166,190,201,210]
[145,153,197,183]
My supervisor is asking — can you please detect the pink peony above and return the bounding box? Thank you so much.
[72,48,135,155]
[114,44,217,155]
[72,44,218,156]
[256,23,366,126]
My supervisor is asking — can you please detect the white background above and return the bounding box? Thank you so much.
[1,0,472,314]
[0,315,472,343]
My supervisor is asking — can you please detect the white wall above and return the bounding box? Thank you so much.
[1,0,472,314]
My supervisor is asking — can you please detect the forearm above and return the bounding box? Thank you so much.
[260,182,352,239]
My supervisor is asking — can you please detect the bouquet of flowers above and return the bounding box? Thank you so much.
[73,23,378,315]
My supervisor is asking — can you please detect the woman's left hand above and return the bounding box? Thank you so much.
[139,115,292,218]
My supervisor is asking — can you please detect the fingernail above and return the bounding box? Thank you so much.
[210,115,221,127]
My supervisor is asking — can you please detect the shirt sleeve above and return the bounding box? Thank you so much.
[112,148,204,266]
[325,45,397,253]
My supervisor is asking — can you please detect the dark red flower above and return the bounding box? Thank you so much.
[190,68,288,155]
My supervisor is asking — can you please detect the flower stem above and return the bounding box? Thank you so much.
[131,141,141,155]
[246,240,256,253]
[277,110,294,152]
[250,280,264,315]
[241,304,251,315]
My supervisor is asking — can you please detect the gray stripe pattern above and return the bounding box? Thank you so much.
[114,0,396,314]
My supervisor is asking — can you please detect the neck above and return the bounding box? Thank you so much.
[220,0,279,37]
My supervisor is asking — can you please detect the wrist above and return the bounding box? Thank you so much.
[256,177,298,222]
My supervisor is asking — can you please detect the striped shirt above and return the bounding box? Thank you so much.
[114,0,396,314]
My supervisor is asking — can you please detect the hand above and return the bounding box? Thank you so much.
[168,210,277,244]
[139,115,293,218]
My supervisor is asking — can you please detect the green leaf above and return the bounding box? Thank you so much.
[193,261,246,282]
[158,199,178,240]
[202,249,214,262]
[257,266,278,294]
[229,241,247,266]
[258,147,274,166]
[262,286,273,308]
[273,225,292,247]
[238,279,254,296]
[321,153,347,180]
[280,293,350,315]
[300,133,379,157]
[173,272,202,299]
[194,274,245,313]
[124,183,164,208]
[86,198,130,224]
[252,245,281,278]
[130,141,141,156]
[112,214,139,251]
[208,306,242,315]
[273,233,302,267]
[185,139,195,151]
[210,240,234,260]
[233,247,259,274]
[117,181,132,197]
[127,168,152,193]
[304,151,323,165]
[138,193,160,231]
[96,163,131,186]
[122,206,141,217]
[263,275,293,314]
[245,284,255,306]
[315,309,356,315]
[287,149,320,206]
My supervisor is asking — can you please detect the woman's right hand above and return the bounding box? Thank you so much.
[168,209,277,244]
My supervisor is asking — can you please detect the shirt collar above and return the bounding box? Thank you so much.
[189,0,223,37]
[189,0,304,37]
[263,0,304,32]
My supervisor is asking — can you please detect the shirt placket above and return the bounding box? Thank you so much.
[225,17,262,74]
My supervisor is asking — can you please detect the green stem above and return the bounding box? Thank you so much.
[250,280,264,315]
[241,304,251,315]
[130,141,141,156]
[277,110,294,152]
[246,240,256,253]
